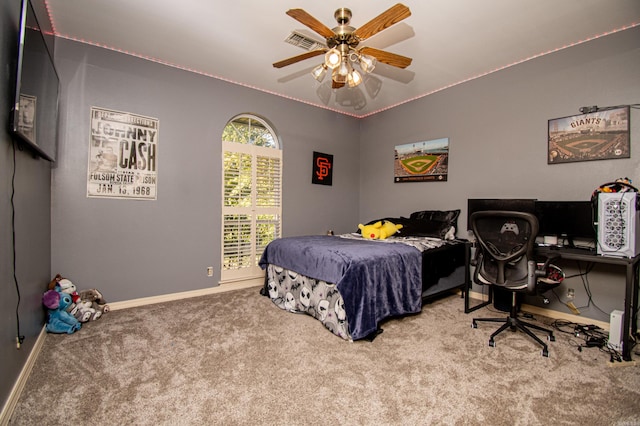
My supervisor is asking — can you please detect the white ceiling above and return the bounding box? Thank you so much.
[46,0,640,118]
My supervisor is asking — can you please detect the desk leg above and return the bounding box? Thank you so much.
[465,287,493,313]
[633,262,639,340]
[631,263,640,338]
[623,262,635,361]
[464,243,493,313]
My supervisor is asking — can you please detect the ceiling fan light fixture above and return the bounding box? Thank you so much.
[311,64,328,82]
[347,69,362,87]
[324,48,341,69]
[275,4,413,91]
[332,67,347,84]
[337,58,350,77]
[359,54,376,74]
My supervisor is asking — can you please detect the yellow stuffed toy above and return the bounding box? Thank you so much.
[359,221,382,239]
[359,220,403,240]
[379,220,403,239]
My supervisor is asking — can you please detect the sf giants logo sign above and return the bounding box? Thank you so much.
[312,151,333,186]
[316,157,331,179]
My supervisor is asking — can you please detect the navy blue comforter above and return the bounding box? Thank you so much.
[258,235,422,340]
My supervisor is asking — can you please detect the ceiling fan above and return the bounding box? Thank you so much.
[273,3,412,89]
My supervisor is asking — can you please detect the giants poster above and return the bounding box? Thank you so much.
[87,107,158,200]
[548,106,629,164]
[312,151,333,186]
[394,138,449,182]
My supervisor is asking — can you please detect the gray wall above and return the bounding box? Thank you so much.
[1,0,639,414]
[1,0,52,414]
[51,38,361,302]
[359,27,640,322]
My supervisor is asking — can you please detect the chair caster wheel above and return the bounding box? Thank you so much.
[542,349,549,357]
[548,335,555,342]
[472,322,478,329]
[489,340,496,347]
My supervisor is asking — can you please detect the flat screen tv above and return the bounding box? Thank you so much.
[467,198,537,231]
[534,201,596,243]
[10,0,59,162]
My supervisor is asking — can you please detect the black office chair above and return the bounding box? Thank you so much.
[470,210,563,357]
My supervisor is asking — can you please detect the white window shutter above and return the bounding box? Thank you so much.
[221,116,282,283]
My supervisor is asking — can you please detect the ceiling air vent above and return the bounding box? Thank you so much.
[284,31,325,51]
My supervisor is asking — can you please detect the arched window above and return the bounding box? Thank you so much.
[221,114,282,283]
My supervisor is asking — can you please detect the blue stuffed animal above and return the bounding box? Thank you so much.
[42,289,81,334]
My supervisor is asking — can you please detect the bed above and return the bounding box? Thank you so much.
[258,210,469,341]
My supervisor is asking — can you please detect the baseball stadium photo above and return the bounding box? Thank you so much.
[548,106,629,164]
[394,137,449,182]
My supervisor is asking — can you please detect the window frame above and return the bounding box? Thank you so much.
[220,114,282,284]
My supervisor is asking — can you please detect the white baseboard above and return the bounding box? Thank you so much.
[108,279,263,311]
[0,326,47,426]
[467,290,610,331]
[522,304,609,331]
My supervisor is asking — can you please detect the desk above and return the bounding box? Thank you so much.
[465,246,640,361]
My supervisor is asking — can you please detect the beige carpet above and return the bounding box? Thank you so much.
[9,287,640,425]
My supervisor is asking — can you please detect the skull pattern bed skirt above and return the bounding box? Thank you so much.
[265,264,351,340]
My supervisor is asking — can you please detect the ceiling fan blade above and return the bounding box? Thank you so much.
[353,3,411,41]
[359,47,412,69]
[286,9,336,39]
[273,49,327,68]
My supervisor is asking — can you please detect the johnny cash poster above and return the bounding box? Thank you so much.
[87,107,158,200]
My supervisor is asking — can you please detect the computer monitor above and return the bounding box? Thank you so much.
[467,198,537,230]
[534,201,596,245]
